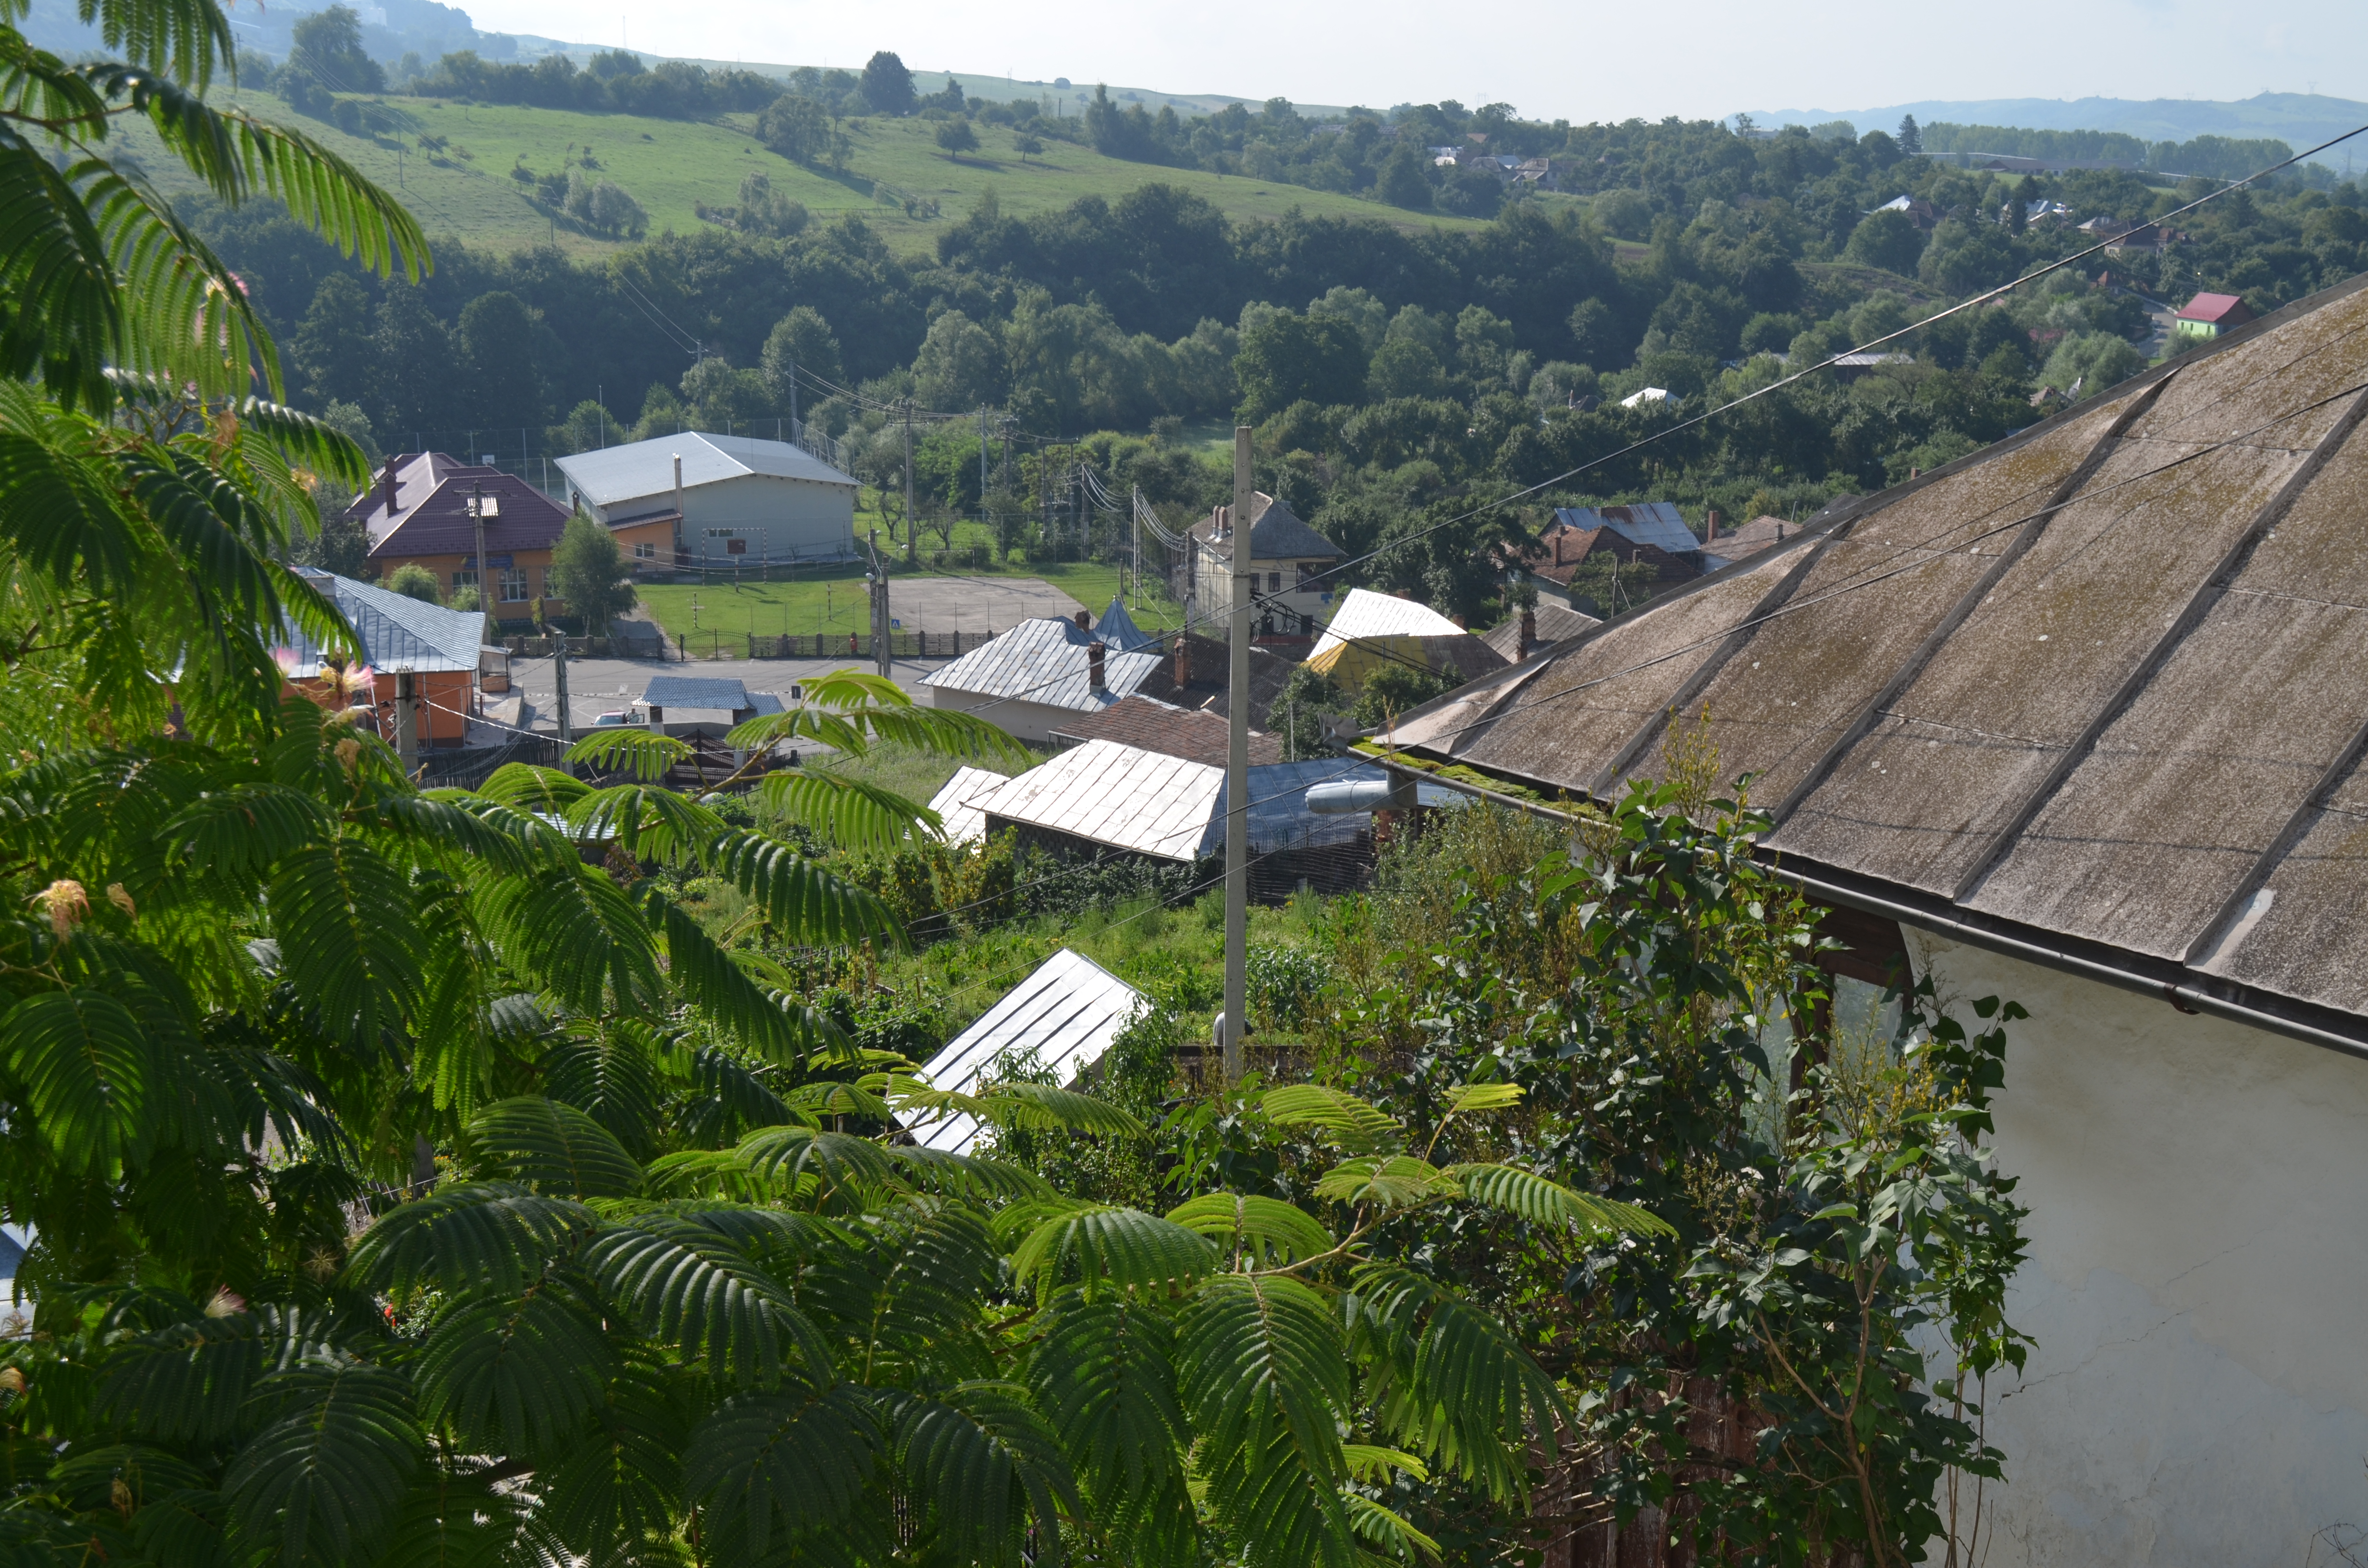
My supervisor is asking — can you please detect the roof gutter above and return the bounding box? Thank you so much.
[1343,747,2368,1065]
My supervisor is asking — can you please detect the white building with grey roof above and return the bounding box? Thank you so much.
[553,431,859,567]
[916,616,1169,743]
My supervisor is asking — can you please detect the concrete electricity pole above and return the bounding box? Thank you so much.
[553,635,574,747]
[1221,425,1253,1080]
[393,670,419,774]
[469,480,488,618]
[901,399,917,567]
[867,526,891,679]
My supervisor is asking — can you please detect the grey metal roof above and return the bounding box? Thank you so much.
[928,765,1013,845]
[555,432,857,509]
[641,675,751,710]
[1094,595,1159,652]
[1385,271,2368,1043]
[1553,502,1700,557]
[910,949,1145,1152]
[1191,492,1342,562]
[917,617,1168,713]
[1481,601,1602,661]
[983,739,1225,861]
[1311,588,1467,658]
[283,570,483,675]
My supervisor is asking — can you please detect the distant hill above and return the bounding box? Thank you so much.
[1750,94,2368,171]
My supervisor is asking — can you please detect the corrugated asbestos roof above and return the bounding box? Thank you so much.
[910,949,1145,1152]
[917,617,1168,713]
[1385,271,2368,1043]
[1481,601,1602,661]
[1312,588,1468,657]
[554,431,857,508]
[929,765,1013,845]
[1051,695,1284,766]
[284,570,483,674]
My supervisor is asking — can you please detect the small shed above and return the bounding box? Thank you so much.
[636,674,785,733]
[908,950,1146,1152]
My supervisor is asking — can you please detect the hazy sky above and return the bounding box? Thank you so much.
[460,0,2362,120]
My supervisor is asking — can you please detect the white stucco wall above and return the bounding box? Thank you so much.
[1905,931,2368,1567]
[923,685,1081,745]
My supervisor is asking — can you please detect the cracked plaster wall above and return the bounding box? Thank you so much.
[1908,933,2368,1566]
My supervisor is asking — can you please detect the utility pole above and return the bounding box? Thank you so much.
[901,399,917,567]
[469,480,488,616]
[553,635,574,747]
[866,526,890,679]
[979,405,989,517]
[787,360,798,434]
[1221,425,1253,1081]
[394,670,419,773]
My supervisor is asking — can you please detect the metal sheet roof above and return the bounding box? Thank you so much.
[1190,492,1341,562]
[917,617,1168,713]
[282,570,483,675]
[928,765,1014,845]
[641,675,752,711]
[983,739,1226,861]
[1384,271,2368,1041]
[910,949,1144,1152]
[554,432,857,509]
[1312,588,1467,658]
[1553,502,1700,556]
[1093,595,1159,652]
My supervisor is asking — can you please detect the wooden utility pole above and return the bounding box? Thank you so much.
[1221,426,1253,1080]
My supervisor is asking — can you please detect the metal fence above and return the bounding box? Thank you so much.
[416,735,564,791]
[739,630,1001,660]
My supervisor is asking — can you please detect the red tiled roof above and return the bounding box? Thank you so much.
[367,470,574,561]
[1049,695,1284,766]
[2178,291,2252,325]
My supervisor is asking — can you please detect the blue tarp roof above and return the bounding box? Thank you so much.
[1095,596,1159,653]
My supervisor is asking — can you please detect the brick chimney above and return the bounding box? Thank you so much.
[1087,641,1106,691]
[1519,605,1536,660]
[1074,609,1091,631]
[381,457,399,518]
[1705,509,1720,541]
[1173,635,1192,686]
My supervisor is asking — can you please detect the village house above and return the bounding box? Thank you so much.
[555,431,859,570]
[921,611,1297,743]
[1183,491,1342,639]
[1305,587,1509,693]
[1383,271,2368,1566]
[2174,289,2257,342]
[280,567,489,748]
[1520,503,1705,606]
[360,465,575,630]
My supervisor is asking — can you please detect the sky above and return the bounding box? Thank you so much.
[459,0,2365,121]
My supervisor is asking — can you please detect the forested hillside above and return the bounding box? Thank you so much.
[187,33,2368,625]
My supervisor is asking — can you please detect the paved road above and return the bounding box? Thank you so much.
[500,652,956,735]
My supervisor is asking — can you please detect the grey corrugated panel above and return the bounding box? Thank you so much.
[555,431,856,508]
[917,617,1167,712]
[1637,398,2135,811]
[910,949,1145,1152]
[642,675,751,710]
[1379,271,2368,1027]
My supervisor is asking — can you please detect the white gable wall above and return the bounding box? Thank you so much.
[1906,931,2368,1566]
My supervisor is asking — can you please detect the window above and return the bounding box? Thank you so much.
[632,541,656,560]
[1267,571,1283,593]
[1298,612,1314,635]
[1296,562,1318,588]
[452,569,477,591]
[727,538,748,556]
[498,565,529,602]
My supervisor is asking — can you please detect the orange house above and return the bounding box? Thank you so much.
[283,567,486,748]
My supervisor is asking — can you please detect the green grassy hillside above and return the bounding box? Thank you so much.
[124,89,1487,258]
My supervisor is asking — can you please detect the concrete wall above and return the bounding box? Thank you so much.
[1906,931,2368,1567]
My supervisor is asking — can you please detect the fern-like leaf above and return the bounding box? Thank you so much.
[1011,1208,1218,1301]
[583,1213,833,1387]
[415,1285,616,1456]
[682,1384,879,1557]
[469,1096,644,1199]
[0,987,159,1173]
[888,1382,1078,1568]
[224,1360,422,1568]
[1442,1164,1672,1237]
[1262,1085,1404,1154]
[344,1183,598,1297]
[1166,1193,1336,1268]
[1312,1157,1457,1210]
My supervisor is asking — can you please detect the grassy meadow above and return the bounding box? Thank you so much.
[123,87,1492,258]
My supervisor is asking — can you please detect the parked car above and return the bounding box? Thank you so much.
[592,710,633,727]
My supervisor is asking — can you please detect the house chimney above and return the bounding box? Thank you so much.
[1705,509,1720,540]
[1173,635,1192,686]
[1519,605,1536,660]
[1074,609,1091,631]
[381,457,398,518]
[1088,641,1106,691]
